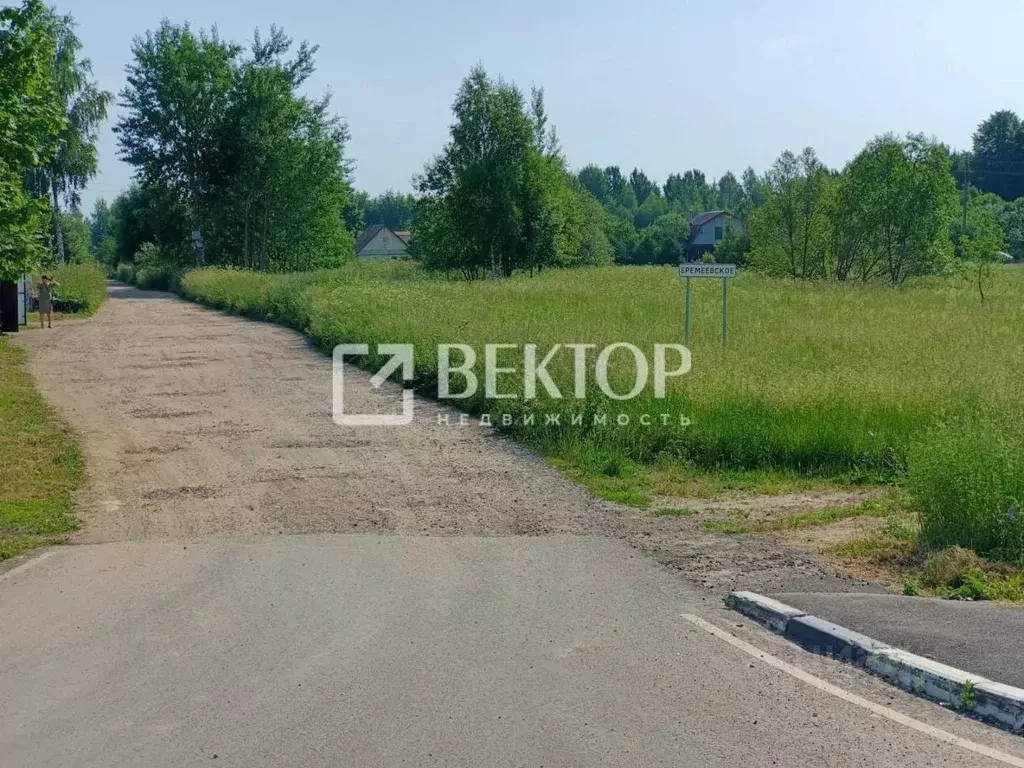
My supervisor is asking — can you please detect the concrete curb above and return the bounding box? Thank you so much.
[726,590,1024,733]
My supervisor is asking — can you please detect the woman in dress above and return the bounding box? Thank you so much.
[37,275,57,329]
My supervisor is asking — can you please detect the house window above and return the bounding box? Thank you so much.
[714,226,724,241]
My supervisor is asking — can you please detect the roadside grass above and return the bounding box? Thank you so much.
[825,509,1024,601]
[180,263,1024,562]
[0,339,82,560]
[46,263,107,314]
[550,449,851,508]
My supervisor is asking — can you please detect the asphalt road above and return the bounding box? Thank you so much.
[775,592,1024,688]
[3,286,1024,766]
[5,536,1024,767]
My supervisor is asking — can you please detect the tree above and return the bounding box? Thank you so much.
[577,164,610,202]
[201,27,354,270]
[741,166,766,209]
[413,66,581,278]
[603,213,639,264]
[750,137,958,285]
[109,183,188,265]
[576,192,614,266]
[633,213,690,265]
[57,210,92,262]
[663,169,710,214]
[344,189,367,233]
[715,171,745,212]
[89,198,116,265]
[629,168,658,205]
[115,22,240,261]
[604,166,626,202]
[362,189,416,230]
[633,193,668,229]
[843,134,958,284]
[826,172,869,281]
[25,8,110,264]
[713,223,751,266]
[115,23,354,271]
[0,0,64,286]
[995,198,1024,261]
[528,85,560,158]
[958,202,1008,302]
[748,148,833,279]
[971,110,1024,201]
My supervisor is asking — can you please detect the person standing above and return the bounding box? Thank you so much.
[37,275,57,329]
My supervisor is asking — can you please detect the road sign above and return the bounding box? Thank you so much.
[679,263,738,346]
[192,229,205,266]
[679,263,737,278]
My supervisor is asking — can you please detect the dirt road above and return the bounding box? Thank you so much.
[20,284,617,542]
[16,284,876,595]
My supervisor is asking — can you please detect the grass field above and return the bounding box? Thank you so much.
[0,340,82,560]
[181,262,1024,563]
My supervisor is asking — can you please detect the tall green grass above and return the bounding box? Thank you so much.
[180,263,1024,554]
[908,411,1024,562]
[48,263,107,314]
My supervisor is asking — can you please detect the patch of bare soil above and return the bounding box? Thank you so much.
[622,492,891,596]
[651,488,886,526]
[777,515,886,551]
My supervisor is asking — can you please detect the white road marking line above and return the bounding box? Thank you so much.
[0,549,57,582]
[681,613,1024,767]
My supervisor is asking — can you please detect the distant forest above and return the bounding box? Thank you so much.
[2,0,1021,285]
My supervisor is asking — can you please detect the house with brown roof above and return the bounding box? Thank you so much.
[686,211,743,261]
[355,225,411,260]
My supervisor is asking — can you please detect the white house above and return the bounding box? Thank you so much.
[355,225,411,260]
[686,211,743,260]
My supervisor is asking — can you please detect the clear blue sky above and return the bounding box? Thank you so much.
[72,0,1024,212]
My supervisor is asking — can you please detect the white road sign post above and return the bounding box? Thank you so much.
[678,263,738,347]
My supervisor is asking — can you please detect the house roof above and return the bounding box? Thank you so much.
[689,211,728,228]
[394,230,411,243]
[355,224,386,253]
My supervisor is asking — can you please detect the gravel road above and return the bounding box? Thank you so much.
[19,284,618,542]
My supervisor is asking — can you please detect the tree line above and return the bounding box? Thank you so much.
[1,0,1020,287]
[570,165,760,266]
[0,0,109,284]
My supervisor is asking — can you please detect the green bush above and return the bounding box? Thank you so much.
[919,546,983,588]
[48,263,107,314]
[908,413,1024,562]
[133,242,188,291]
[113,263,136,283]
[134,265,180,291]
[111,243,187,291]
